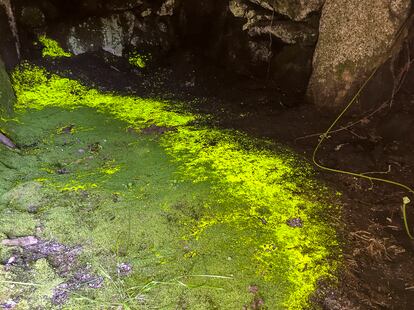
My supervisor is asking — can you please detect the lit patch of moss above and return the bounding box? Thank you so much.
[161,127,338,308]
[12,63,194,128]
[128,52,150,68]
[101,165,121,175]
[8,63,340,309]
[59,181,98,192]
[38,35,72,58]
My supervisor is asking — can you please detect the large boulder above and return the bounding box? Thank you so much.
[0,57,15,116]
[308,0,411,110]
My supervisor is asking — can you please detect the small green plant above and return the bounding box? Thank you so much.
[128,52,150,69]
[38,35,72,58]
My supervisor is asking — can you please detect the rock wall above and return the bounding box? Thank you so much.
[2,0,412,110]
[308,0,411,110]
[226,0,323,90]
[9,0,324,94]
[13,0,178,60]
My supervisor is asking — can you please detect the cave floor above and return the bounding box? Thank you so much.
[0,61,339,309]
[1,51,414,309]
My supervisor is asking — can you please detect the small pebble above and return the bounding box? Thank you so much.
[117,263,133,276]
[57,168,69,175]
[0,300,17,309]
[287,218,303,228]
[249,285,259,294]
[27,204,39,213]
[2,236,39,247]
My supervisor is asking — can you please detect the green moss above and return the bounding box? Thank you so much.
[0,210,37,238]
[2,63,341,309]
[38,35,72,58]
[0,233,12,262]
[30,259,63,308]
[12,63,193,128]
[128,52,150,69]
[1,181,47,212]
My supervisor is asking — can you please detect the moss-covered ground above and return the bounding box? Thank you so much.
[0,63,339,309]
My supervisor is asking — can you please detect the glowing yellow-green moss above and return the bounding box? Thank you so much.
[13,63,193,128]
[128,52,150,68]
[100,162,121,175]
[11,63,339,309]
[161,127,338,308]
[60,181,98,192]
[38,35,72,58]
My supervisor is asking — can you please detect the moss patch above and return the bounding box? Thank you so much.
[128,52,150,69]
[38,35,72,58]
[0,63,340,308]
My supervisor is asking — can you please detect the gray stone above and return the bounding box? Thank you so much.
[229,0,318,45]
[308,0,411,109]
[248,0,325,21]
[66,17,103,55]
[54,11,174,57]
[157,0,176,16]
[2,236,39,247]
[64,13,135,56]
[229,0,272,30]
[248,20,318,45]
